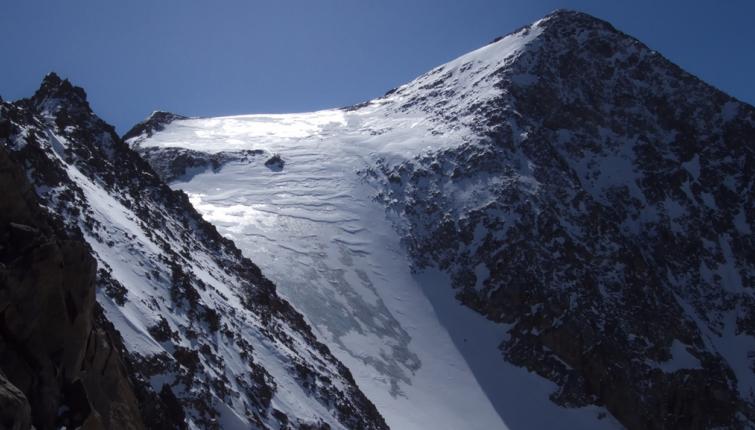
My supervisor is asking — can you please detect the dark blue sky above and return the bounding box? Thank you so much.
[2,1,753,133]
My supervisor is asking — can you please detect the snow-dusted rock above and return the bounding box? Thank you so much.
[369,10,755,429]
[0,73,386,430]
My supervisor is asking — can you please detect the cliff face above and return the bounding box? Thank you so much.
[0,146,145,429]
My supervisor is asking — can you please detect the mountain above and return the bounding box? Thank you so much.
[0,74,386,429]
[130,10,754,430]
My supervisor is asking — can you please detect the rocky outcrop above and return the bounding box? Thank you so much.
[0,146,145,429]
[122,111,187,146]
[135,146,265,182]
[0,370,30,430]
[264,154,285,172]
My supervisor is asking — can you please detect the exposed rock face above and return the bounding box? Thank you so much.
[364,10,754,430]
[264,154,285,172]
[0,146,145,429]
[0,370,31,430]
[1,74,386,429]
[136,146,265,182]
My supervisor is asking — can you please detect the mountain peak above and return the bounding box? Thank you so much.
[539,9,616,28]
[31,72,91,116]
[542,8,599,20]
[484,10,617,46]
[147,110,186,122]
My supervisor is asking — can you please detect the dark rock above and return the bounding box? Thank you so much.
[264,153,285,171]
[122,111,188,144]
[0,147,145,429]
[157,385,186,429]
[136,146,264,183]
[0,370,31,430]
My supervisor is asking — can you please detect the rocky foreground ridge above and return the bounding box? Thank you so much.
[0,74,386,429]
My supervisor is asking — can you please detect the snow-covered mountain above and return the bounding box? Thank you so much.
[0,75,386,429]
[131,10,754,430]
[2,8,752,430]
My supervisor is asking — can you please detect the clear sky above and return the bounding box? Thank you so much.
[1,0,753,133]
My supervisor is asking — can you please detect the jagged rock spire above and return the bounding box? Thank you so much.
[30,72,91,115]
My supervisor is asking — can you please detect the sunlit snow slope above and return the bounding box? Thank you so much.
[133,15,622,430]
